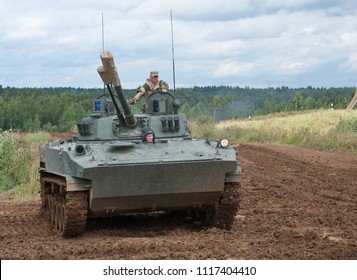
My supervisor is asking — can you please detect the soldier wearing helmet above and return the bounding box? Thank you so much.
[128,70,169,104]
[141,127,155,143]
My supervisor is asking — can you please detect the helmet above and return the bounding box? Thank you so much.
[141,127,155,142]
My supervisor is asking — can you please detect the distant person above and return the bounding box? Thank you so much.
[128,70,169,104]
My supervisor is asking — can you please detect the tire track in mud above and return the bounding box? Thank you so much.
[237,143,357,259]
[0,201,50,238]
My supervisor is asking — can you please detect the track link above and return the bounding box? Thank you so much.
[212,182,240,230]
[40,174,88,237]
[175,182,240,229]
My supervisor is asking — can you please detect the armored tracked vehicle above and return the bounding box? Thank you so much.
[39,51,242,237]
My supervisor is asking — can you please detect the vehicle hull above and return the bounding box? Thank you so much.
[41,140,240,217]
[83,160,236,216]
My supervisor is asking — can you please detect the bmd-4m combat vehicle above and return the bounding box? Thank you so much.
[39,51,242,237]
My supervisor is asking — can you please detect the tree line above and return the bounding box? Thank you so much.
[0,85,355,132]
[177,86,355,120]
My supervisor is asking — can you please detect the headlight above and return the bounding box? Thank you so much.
[218,138,229,148]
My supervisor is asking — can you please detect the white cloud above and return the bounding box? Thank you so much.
[213,62,254,77]
[5,17,48,40]
[55,36,78,45]
[278,57,323,74]
[0,0,357,88]
[341,53,357,71]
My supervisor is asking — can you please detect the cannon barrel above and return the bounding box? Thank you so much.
[97,51,136,128]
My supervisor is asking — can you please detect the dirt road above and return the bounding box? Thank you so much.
[1,143,356,259]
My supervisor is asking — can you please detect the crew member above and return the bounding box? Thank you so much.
[128,70,168,104]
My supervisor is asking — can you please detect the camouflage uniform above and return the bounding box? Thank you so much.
[132,70,169,104]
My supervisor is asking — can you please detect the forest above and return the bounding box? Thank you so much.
[0,84,355,132]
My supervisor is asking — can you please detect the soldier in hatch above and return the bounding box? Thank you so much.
[141,127,155,143]
[128,70,169,105]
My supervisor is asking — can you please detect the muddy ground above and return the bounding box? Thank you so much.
[0,143,356,259]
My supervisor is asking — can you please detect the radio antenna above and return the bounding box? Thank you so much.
[101,13,105,52]
[101,13,106,94]
[170,9,176,94]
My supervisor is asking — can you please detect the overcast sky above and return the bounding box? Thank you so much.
[1,0,357,89]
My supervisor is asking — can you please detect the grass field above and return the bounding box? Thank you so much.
[0,132,49,198]
[190,109,357,154]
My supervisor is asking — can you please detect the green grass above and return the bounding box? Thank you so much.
[0,132,50,198]
[191,110,357,154]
